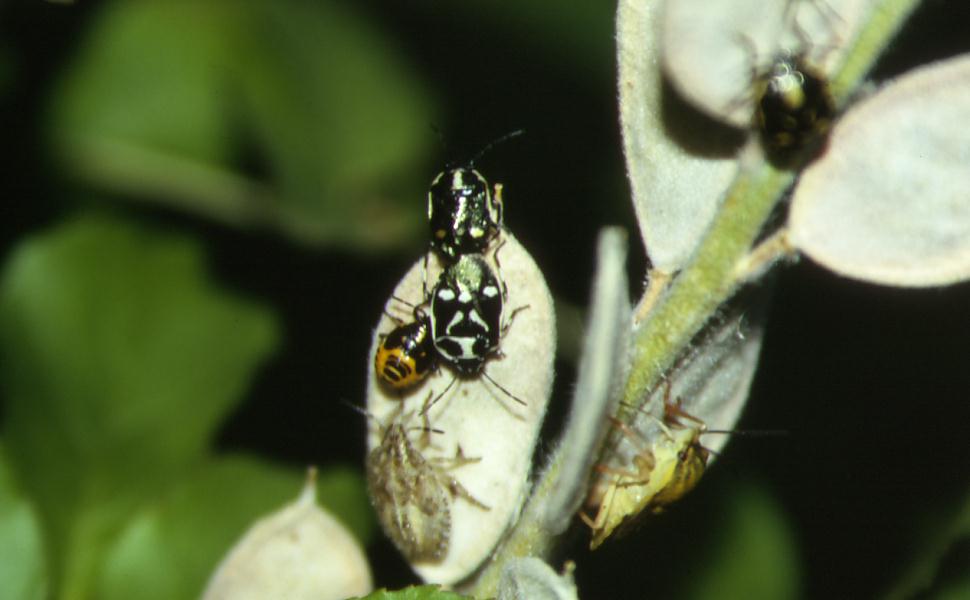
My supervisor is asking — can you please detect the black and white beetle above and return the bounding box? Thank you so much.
[425,252,526,411]
[426,130,523,262]
[429,253,504,374]
[427,168,504,262]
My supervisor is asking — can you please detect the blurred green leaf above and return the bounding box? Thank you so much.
[49,0,432,250]
[236,0,431,248]
[0,442,47,600]
[932,571,970,600]
[355,585,469,600]
[883,485,970,600]
[94,456,369,600]
[0,213,278,598]
[50,1,237,163]
[683,481,800,600]
[313,463,375,545]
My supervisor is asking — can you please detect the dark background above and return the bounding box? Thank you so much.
[1,0,967,597]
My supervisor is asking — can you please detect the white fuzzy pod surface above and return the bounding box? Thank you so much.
[202,475,372,600]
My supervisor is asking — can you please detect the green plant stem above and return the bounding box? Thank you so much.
[831,0,923,103]
[63,136,398,248]
[619,163,791,415]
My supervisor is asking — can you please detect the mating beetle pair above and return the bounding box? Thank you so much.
[375,159,521,405]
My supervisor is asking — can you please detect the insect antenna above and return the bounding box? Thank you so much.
[390,293,430,313]
[341,399,378,422]
[419,375,459,416]
[481,370,527,407]
[467,129,525,167]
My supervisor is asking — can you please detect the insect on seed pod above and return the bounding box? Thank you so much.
[753,48,836,165]
[660,0,868,141]
[426,130,522,263]
[365,408,488,563]
[428,167,504,261]
[429,253,505,375]
[374,314,437,391]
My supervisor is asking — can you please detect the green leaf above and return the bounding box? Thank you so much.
[0,442,47,600]
[95,456,369,600]
[235,0,431,249]
[883,485,970,600]
[354,585,470,600]
[313,463,375,545]
[934,578,970,600]
[683,481,800,600]
[49,1,238,163]
[48,0,432,250]
[0,213,278,598]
